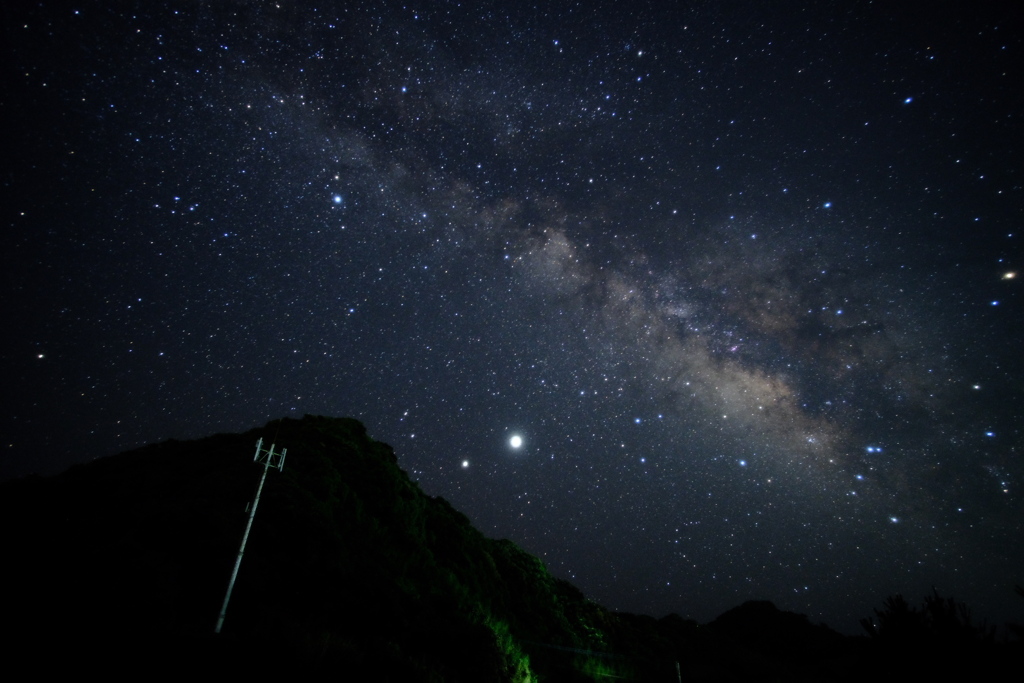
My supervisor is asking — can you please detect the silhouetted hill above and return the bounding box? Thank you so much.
[1,415,1017,680]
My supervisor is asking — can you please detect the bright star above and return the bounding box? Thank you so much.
[510,435,523,448]
[333,194,343,205]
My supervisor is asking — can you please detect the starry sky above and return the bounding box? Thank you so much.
[3,1,1022,632]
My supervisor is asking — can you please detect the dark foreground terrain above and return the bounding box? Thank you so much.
[1,415,1017,680]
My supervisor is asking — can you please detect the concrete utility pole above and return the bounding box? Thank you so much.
[215,437,287,634]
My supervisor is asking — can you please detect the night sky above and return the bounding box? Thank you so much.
[3,2,1022,633]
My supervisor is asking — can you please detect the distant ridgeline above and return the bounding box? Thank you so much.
[0,415,1014,680]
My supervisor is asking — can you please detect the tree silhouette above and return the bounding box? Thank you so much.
[861,589,994,646]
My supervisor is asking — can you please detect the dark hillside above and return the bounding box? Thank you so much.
[1,415,1015,680]
[1,416,650,678]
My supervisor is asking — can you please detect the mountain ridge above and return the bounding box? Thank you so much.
[0,415,1011,680]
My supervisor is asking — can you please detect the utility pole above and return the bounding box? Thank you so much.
[215,437,287,634]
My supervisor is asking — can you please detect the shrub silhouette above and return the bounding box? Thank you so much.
[861,589,993,646]
[859,589,1007,680]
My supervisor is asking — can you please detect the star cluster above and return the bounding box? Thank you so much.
[3,2,1022,631]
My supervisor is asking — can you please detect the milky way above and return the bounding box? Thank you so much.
[3,2,1022,631]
